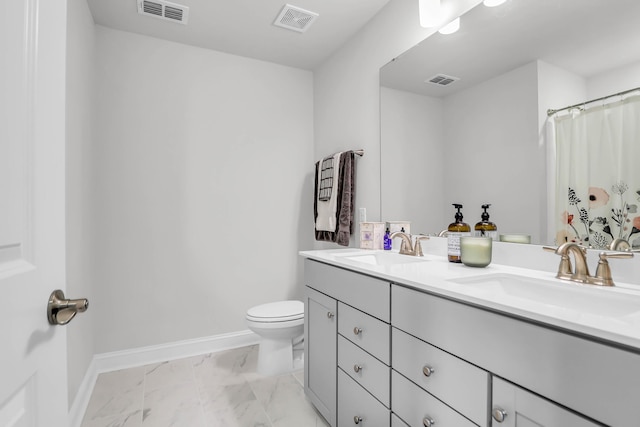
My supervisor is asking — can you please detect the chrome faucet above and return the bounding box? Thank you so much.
[544,243,634,286]
[553,242,590,282]
[610,238,632,251]
[390,232,430,256]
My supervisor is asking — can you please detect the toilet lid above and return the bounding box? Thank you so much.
[247,300,304,322]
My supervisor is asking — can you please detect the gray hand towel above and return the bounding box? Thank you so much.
[314,151,356,246]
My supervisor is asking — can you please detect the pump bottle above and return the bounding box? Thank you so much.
[474,204,498,240]
[447,204,471,263]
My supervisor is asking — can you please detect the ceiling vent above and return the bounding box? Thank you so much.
[138,0,189,24]
[425,74,460,86]
[273,4,319,33]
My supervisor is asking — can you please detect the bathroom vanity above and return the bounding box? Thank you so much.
[301,248,640,427]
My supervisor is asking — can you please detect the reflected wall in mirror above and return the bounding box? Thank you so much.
[380,0,640,244]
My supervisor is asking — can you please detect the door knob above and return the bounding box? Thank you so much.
[47,290,88,325]
[492,407,507,423]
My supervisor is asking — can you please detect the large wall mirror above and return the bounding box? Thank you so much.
[380,0,640,245]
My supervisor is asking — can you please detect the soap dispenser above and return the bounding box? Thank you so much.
[383,227,392,250]
[475,204,498,240]
[447,204,471,263]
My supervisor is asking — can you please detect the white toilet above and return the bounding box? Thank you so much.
[246,300,304,376]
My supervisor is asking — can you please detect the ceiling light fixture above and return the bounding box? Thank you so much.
[483,0,507,7]
[419,0,441,28]
[438,17,460,34]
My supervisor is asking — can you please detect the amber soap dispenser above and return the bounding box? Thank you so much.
[447,204,471,263]
[475,204,498,240]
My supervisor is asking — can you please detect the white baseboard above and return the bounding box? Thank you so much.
[68,357,99,427]
[68,330,260,427]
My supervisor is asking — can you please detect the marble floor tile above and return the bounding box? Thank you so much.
[82,345,324,427]
[81,410,143,427]
[292,370,304,387]
[144,358,195,390]
[83,368,146,423]
[249,374,319,426]
[142,382,202,423]
[142,405,206,427]
[202,397,272,427]
[191,345,259,388]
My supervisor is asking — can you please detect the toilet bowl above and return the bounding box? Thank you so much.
[246,300,304,376]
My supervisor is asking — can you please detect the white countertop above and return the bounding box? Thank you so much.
[300,248,640,351]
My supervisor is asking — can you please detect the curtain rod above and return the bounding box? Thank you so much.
[547,86,640,116]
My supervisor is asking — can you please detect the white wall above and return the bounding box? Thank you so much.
[65,0,97,406]
[92,26,314,352]
[443,62,541,241]
[587,60,640,99]
[313,0,481,248]
[380,87,446,233]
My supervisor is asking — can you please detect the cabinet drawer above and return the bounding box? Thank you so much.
[305,259,390,322]
[338,369,390,427]
[391,414,409,427]
[392,328,488,426]
[339,302,390,364]
[392,370,477,427]
[392,284,640,426]
[338,335,390,407]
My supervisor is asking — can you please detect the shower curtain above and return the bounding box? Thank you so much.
[553,95,640,249]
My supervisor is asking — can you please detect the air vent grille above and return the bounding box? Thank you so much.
[138,0,189,24]
[143,1,162,16]
[426,74,460,86]
[164,6,183,21]
[274,4,319,33]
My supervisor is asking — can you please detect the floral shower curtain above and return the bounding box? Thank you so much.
[554,94,640,249]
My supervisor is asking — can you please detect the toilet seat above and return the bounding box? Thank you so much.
[246,300,304,323]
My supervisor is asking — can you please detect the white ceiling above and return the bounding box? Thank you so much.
[86,0,391,70]
[381,0,640,97]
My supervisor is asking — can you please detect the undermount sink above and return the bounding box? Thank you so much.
[339,251,428,266]
[448,273,640,317]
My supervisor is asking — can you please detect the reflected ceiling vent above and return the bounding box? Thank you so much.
[273,4,319,33]
[137,0,189,24]
[426,74,460,86]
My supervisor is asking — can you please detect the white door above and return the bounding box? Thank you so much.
[491,378,600,427]
[1,0,70,426]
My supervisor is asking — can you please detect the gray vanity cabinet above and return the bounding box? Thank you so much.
[305,258,640,427]
[305,286,337,426]
[491,377,600,427]
[305,259,391,427]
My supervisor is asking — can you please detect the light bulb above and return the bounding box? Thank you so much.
[438,17,460,35]
[483,0,507,7]
[419,0,441,28]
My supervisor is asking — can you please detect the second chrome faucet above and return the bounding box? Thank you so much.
[544,242,633,286]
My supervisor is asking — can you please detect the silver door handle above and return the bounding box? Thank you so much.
[492,407,507,423]
[47,290,88,325]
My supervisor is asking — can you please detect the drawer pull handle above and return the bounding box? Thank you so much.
[353,327,363,335]
[492,407,507,423]
[422,365,435,377]
[353,364,363,373]
[327,311,335,319]
[354,415,363,424]
[423,416,435,427]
